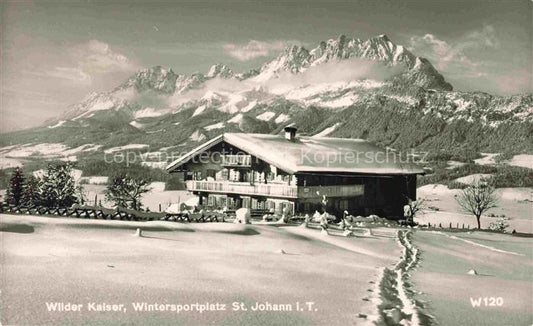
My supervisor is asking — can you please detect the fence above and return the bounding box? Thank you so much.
[0,204,223,223]
[426,222,471,229]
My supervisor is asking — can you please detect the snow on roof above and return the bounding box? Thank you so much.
[167,135,224,171]
[166,133,425,175]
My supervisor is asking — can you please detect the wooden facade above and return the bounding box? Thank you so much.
[167,132,421,218]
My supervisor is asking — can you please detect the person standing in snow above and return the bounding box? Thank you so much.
[403,200,414,223]
[321,195,328,213]
[320,195,329,230]
[339,210,351,230]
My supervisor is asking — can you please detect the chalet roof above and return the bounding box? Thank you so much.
[166,133,425,175]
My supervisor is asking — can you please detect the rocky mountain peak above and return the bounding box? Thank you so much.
[174,73,206,94]
[284,45,311,71]
[206,64,234,79]
[252,34,452,90]
[251,44,310,81]
[5,33,530,158]
[121,65,179,94]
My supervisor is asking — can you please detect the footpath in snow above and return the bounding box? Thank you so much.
[364,230,434,326]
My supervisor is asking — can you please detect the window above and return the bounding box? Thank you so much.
[227,197,234,209]
[222,155,251,167]
[255,172,265,184]
[229,169,240,182]
[221,169,229,181]
[194,171,202,180]
[340,199,350,211]
[206,169,216,180]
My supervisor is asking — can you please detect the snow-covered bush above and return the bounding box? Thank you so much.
[488,218,509,232]
[234,208,250,224]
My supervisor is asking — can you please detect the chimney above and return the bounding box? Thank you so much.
[284,125,297,142]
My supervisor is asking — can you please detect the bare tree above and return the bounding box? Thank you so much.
[456,179,498,229]
[403,197,426,223]
[105,175,150,211]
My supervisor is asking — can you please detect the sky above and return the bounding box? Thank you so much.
[1,0,531,132]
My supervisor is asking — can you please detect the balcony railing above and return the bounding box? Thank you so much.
[186,181,364,199]
[221,155,251,167]
[186,180,297,198]
[298,185,364,198]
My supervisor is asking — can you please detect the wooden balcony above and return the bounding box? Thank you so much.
[221,154,251,167]
[186,180,298,198]
[298,185,364,198]
[186,180,364,199]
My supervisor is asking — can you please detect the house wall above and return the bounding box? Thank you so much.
[174,141,418,219]
[196,192,295,215]
[181,141,294,185]
[294,173,416,218]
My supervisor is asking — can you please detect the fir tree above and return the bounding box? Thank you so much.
[8,168,25,206]
[39,163,80,208]
[23,176,41,207]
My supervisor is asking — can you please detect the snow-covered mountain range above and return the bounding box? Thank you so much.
[2,34,532,163]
